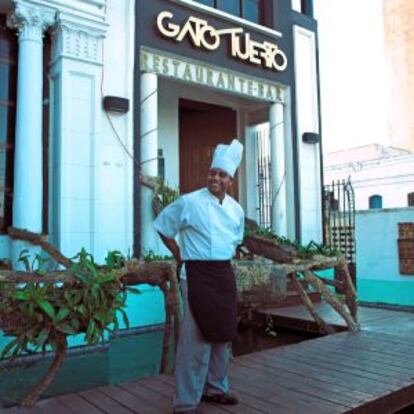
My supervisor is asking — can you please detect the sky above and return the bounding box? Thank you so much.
[314,0,390,153]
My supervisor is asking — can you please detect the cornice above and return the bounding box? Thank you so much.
[11,0,106,23]
[42,0,106,21]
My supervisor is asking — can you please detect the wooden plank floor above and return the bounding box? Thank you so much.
[3,328,414,414]
[259,302,414,334]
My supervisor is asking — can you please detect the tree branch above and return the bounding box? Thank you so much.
[8,227,72,268]
[289,273,335,334]
[302,270,359,332]
[22,334,67,407]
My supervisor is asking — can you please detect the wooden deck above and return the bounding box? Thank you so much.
[3,325,414,413]
[258,302,414,334]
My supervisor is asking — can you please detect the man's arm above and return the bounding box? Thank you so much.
[153,196,185,274]
[158,232,182,268]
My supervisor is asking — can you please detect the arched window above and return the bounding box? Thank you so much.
[408,192,414,207]
[369,195,382,209]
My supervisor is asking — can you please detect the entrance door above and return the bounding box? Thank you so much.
[179,99,238,198]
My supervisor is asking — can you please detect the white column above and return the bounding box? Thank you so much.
[293,25,322,243]
[140,72,158,254]
[8,4,54,231]
[7,4,54,266]
[270,102,288,237]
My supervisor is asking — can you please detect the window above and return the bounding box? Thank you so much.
[195,0,264,24]
[291,0,302,12]
[217,0,240,16]
[0,15,17,232]
[369,195,382,209]
[408,192,414,207]
[291,0,314,17]
[196,0,215,6]
[242,0,261,23]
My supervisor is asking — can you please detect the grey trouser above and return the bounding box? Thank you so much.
[173,280,232,412]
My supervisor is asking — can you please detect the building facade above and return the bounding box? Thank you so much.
[0,0,323,263]
[136,0,323,256]
[324,144,414,210]
[383,0,414,152]
[355,207,414,307]
[0,0,323,389]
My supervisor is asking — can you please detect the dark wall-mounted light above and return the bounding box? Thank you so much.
[302,132,320,144]
[158,149,165,181]
[103,96,129,114]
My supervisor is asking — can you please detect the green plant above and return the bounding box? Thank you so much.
[142,250,173,262]
[245,226,340,260]
[159,178,180,206]
[153,178,180,216]
[0,248,141,406]
[17,249,49,275]
[0,248,138,360]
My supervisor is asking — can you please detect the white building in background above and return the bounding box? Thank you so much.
[324,144,414,307]
[324,144,414,210]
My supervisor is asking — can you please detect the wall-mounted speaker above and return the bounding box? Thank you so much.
[103,96,129,114]
[302,132,320,144]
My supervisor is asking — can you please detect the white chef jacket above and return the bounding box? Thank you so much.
[153,188,244,262]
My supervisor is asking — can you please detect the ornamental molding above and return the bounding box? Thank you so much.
[7,1,56,42]
[50,12,107,64]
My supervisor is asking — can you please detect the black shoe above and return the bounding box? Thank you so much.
[201,392,239,405]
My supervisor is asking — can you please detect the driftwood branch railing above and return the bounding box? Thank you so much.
[280,256,358,333]
[7,227,181,367]
[244,235,359,334]
[1,228,180,407]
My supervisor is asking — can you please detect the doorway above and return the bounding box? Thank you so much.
[179,99,238,198]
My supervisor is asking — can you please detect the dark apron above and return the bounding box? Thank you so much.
[185,260,237,343]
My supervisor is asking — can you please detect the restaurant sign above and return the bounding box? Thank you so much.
[141,48,284,103]
[156,11,287,72]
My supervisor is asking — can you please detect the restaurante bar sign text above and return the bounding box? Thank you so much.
[156,11,288,72]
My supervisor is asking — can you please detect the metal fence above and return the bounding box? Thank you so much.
[256,127,272,229]
[323,178,356,265]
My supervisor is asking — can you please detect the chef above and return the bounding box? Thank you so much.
[154,139,244,413]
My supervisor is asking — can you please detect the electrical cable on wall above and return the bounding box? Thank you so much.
[100,21,158,171]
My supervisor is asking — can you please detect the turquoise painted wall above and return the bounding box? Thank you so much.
[0,328,170,407]
[0,282,170,407]
[358,279,414,306]
[355,207,414,306]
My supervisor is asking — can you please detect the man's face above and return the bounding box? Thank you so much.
[207,168,233,198]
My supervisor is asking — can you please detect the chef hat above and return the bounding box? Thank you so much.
[211,139,244,178]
